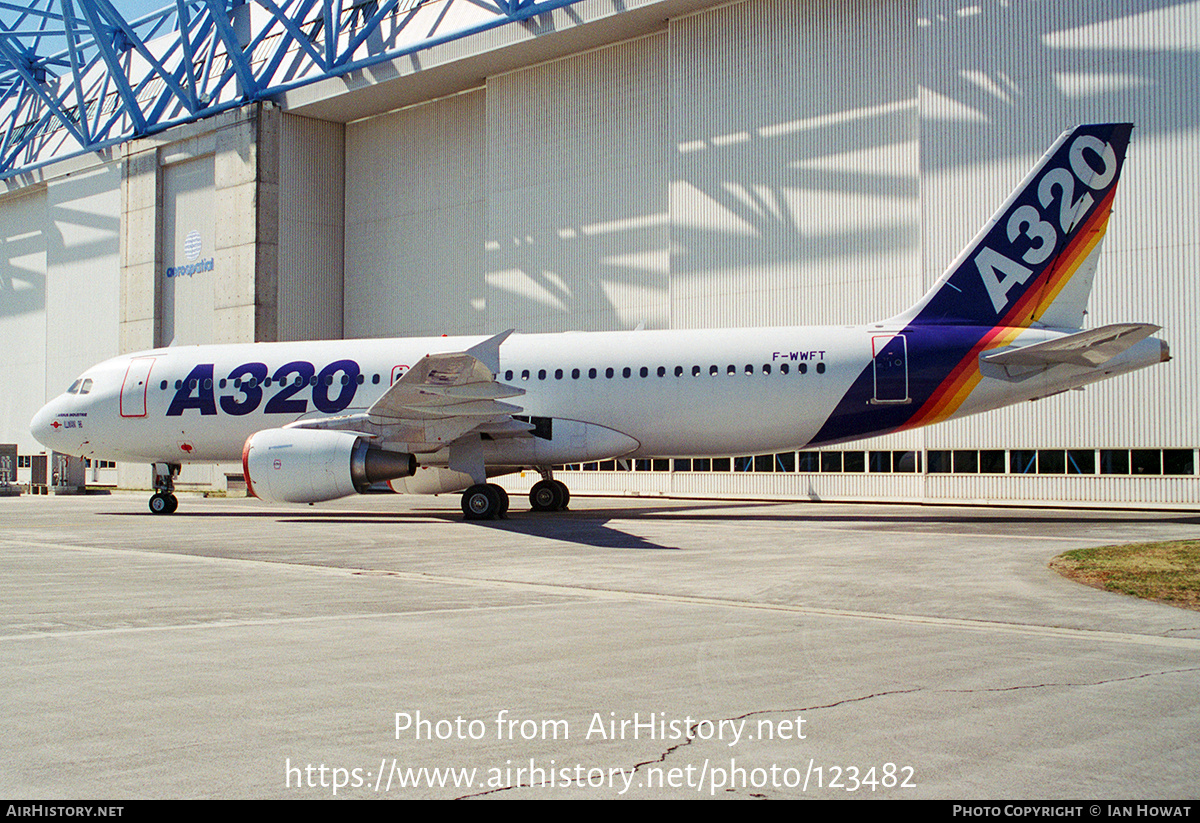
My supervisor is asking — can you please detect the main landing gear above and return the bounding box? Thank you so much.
[458,473,571,520]
[529,478,570,512]
[461,483,510,521]
[149,462,180,515]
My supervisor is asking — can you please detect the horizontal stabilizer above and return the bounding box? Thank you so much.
[982,323,1160,368]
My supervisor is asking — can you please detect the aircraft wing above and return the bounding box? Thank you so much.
[982,323,1161,369]
[287,330,531,452]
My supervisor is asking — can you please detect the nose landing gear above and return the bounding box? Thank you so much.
[149,462,180,514]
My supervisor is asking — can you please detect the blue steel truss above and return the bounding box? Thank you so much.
[0,0,582,178]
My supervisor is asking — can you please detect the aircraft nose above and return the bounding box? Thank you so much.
[30,399,64,449]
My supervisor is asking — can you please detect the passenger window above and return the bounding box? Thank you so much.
[710,365,719,376]
[727,365,736,375]
[504,370,514,381]
[816,363,826,374]
[589,368,597,379]
[571,368,580,379]
[555,369,563,380]
[780,364,789,375]
[762,364,771,374]
[521,369,530,380]
[675,366,684,377]
[657,366,666,377]
[538,369,546,380]
[622,367,632,378]
[692,365,701,376]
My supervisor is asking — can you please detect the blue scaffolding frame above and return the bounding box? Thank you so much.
[0,0,581,178]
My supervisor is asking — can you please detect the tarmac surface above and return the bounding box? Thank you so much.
[2,491,1199,799]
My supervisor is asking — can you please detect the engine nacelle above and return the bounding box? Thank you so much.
[243,428,416,504]
[388,466,477,495]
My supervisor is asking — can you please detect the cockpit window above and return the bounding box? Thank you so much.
[67,379,83,394]
[79,379,93,395]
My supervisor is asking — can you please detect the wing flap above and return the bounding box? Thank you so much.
[367,330,523,423]
[277,331,526,453]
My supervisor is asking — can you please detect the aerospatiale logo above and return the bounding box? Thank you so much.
[166,229,215,278]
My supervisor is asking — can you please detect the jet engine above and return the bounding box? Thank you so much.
[242,428,416,504]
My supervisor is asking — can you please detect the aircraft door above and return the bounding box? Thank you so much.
[871,335,910,404]
[120,357,157,417]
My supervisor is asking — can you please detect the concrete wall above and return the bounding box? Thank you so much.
[117,104,282,490]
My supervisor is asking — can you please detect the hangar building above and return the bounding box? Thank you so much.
[2,0,1198,507]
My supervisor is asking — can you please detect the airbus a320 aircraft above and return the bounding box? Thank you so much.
[31,123,1168,519]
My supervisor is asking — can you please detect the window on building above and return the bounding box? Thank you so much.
[1163,450,1194,475]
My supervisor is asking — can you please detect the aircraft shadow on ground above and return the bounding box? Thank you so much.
[99,498,1200,551]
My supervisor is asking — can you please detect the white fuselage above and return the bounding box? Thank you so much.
[29,324,1165,470]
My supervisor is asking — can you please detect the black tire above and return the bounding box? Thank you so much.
[489,484,510,518]
[462,484,501,520]
[553,480,570,510]
[529,479,562,512]
[149,492,172,514]
[165,493,179,514]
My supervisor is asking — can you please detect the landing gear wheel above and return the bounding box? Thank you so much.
[462,484,502,520]
[150,463,181,514]
[490,484,510,518]
[553,480,569,510]
[149,492,177,515]
[530,479,566,512]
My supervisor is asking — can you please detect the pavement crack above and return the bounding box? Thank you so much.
[936,665,1200,694]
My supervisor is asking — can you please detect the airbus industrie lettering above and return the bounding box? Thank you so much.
[31,124,1169,520]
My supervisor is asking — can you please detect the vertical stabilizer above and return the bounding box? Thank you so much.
[893,123,1133,330]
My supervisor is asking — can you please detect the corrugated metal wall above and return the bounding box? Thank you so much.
[0,163,120,454]
[0,186,49,452]
[669,0,919,330]
[335,0,1199,505]
[918,0,1200,459]
[486,33,670,333]
[344,90,487,338]
[45,165,121,398]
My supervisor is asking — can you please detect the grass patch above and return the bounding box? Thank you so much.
[1049,540,1200,611]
